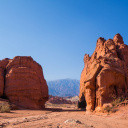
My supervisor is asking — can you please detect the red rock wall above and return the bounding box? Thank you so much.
[0,58,10,97]
[79,34,128,111]
[0,56,48,109]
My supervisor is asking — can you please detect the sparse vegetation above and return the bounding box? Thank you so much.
[104,106,112,113]
[111,97,125,107]
[0,102,10,113]
[103,97,126,113]
[103,106,117,113]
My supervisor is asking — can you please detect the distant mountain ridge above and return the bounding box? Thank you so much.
[47,79,80,97]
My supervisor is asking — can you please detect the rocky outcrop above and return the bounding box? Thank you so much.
[79,34,128,111]
[0,56,48,109]
[48,95,73,104]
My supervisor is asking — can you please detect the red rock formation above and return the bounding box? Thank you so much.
[79,34,128,111]
[48,95,73,104]
[0,56,48,109]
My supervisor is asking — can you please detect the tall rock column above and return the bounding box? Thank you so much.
[79,34,128,111]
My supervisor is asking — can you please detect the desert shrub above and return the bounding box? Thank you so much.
[104,106,112,113]
[103,106,117,113]
[0,103,10,113]
[110,108,117,113]
[103,97,125,113]
[111,97,125,107]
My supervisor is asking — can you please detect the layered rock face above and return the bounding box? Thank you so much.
[0,56,48,109]
[79,34,128,111]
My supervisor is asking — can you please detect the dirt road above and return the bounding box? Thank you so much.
[0,105,128,128]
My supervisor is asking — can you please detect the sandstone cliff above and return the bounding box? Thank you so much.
[79,34,128,111]
[0,56,48,109]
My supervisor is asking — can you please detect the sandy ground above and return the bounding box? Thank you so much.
[0,104,128,128]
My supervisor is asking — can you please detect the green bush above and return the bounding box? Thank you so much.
[0,103,10,113]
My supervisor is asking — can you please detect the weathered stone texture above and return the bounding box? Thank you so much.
[0,56,48,109]
[79,34,128,111]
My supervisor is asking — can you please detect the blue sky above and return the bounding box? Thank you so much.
[0,0,128,81]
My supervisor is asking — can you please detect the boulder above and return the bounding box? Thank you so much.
[79,34,128,111]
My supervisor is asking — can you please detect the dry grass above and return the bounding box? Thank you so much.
[103,97,126,113]
[103,106,117,113]
[0,102,10,113]
[111,97,125,107]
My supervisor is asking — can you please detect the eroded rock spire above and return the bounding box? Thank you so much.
[79,34,128,112]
